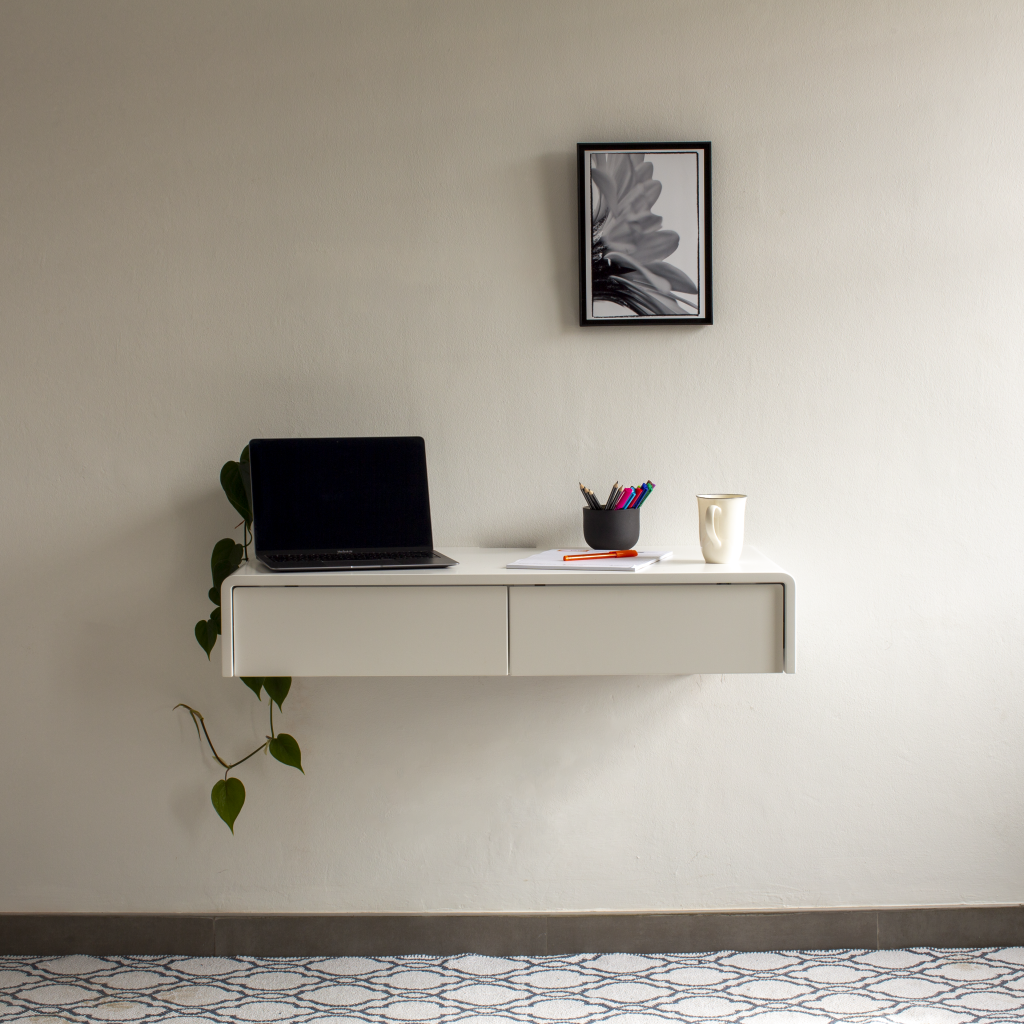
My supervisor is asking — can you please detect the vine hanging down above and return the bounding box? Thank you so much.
[178,445,301,832]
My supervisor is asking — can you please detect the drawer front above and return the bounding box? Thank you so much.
[232,586,508,677]
[508,583,783,675]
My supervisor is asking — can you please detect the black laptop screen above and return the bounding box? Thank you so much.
[249,436,434,552]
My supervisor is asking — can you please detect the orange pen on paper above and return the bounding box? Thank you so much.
[563,549,639,561]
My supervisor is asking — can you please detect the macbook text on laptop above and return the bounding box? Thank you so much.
[249,436,458,570]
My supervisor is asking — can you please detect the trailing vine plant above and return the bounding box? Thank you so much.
[176,445,302,832]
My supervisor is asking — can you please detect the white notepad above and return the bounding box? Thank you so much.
[506,549,673,572]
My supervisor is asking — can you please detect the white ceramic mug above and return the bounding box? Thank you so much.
[697,494,746,564]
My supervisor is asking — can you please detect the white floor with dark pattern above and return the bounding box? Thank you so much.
[2,949,1023,1023]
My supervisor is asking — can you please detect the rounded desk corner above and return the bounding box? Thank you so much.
[778,570,796,674]
[220,576,237,678]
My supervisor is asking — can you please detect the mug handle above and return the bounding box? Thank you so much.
[704,504,722,549]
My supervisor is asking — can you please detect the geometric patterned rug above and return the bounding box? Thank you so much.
[2,949,1024,1023]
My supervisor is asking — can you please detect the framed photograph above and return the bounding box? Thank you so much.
[578,142,712,326]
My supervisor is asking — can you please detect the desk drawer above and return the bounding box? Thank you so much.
[231,586,508,677]
[508,583,783,675]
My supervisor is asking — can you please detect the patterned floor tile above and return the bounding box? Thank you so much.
[1,949,1022,1023]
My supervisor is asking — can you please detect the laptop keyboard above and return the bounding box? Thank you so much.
[264,552,423,563]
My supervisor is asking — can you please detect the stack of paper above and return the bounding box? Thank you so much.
[506,549,673,572]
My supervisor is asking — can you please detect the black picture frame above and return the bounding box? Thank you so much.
[578,142,712,326]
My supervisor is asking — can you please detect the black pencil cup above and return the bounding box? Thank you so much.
[583,507,640,550]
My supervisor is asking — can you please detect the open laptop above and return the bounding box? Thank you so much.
[249,436,458,571]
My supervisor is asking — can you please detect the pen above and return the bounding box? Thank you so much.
[563,549,639,561]
[615,487,634,510]
[636,480,655,506]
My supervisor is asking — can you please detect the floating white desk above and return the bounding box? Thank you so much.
[222,547,795,678]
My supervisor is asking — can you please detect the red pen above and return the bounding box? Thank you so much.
[563,549,639,561]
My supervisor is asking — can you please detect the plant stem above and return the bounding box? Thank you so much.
[269,700,275,739]
[175,703,268,779]
[224,741,267,779]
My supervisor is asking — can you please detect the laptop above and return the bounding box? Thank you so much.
[249,436,458,571]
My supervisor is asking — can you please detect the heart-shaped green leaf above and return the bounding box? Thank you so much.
[209,586,220,605]
[195,618,216,658]
[211,537,239,568]
[212,559,239,592]
[262,677,291,711]
[269,733,303,772]
[221,461,251,525]
[239,460,252,519]
[209,606,221,635]
[211,777,245,832]
[240,677,264,699]
[239,444,250,464]
[211,540,243,589]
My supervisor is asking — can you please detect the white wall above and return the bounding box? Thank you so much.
[2,0,1022,913]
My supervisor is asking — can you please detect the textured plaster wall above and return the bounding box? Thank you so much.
[1,0,1022,913]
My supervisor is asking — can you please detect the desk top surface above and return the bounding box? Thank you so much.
[226,546,793,588]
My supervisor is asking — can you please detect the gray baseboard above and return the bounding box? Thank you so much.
[2,907,1022,956]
